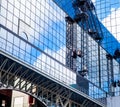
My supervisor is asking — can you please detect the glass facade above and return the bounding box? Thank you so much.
[65,0,120,96]
[1,0,120,104]
[0,0,66,62]
[0,0,77,85]
[90,0,120,96]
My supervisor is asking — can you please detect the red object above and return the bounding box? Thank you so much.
[29,96,33,104]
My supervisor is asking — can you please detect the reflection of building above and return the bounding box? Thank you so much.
[0,0,120,107]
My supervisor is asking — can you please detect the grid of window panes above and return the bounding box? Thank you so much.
[0,0,66,64]
[95,0,120,43]
[0,0,77,85]
[75,25,108,99]
[88,37,99,85]
[0,0,108,102]
[75,8,120,96]
[68,0,120,96]
[100,47,108,92]
[87,25,120,96]
[94,0,120,95]
[88,39,108,89]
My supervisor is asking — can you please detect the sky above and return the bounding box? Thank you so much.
[102,8,120,42]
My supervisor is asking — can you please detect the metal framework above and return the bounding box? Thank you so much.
[79,12,89,77]
[65,16,77,71]
[52,0,120,63]
[1,0,120,106]
[106,54,114,96]
[65,0,102,78]
[52,0,120,96]
[0,50,105,107]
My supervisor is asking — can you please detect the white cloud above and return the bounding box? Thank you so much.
[102,8,120,42]
[29,0,64,43]
[91,0,96,4]
[1,0,64,43]
[0,0,86,88]
[34,46,76,85]
[0,0,65,61]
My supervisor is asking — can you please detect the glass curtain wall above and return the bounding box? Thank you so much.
[0,0,115,100]
[89,0,120,96]
[0,0,77,85]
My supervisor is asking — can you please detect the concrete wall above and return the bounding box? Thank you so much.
[107,96,120,107]
[11,91,29,107]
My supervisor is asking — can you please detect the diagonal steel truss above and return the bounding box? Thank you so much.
[0,50,105,107]
[0,53,85,107]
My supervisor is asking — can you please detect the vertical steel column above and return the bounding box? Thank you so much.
[80,23,89,77]
[107,58,110,94]
[98,45,101,88]
[106,54,114,96]
[110,58,114,96]
[65,16,77,71]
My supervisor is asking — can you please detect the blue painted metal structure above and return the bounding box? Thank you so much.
[52,0,120,63]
